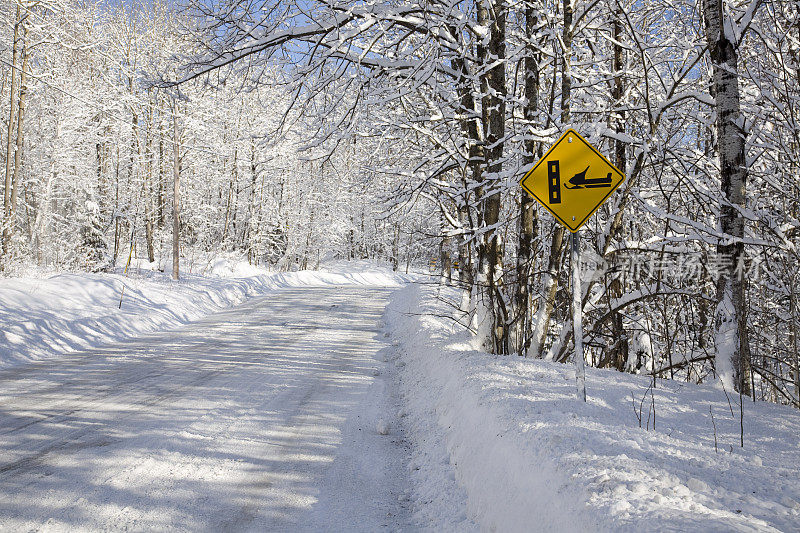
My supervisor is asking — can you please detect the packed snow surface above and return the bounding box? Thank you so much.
[0,276,412,531]
[0,259,408,368]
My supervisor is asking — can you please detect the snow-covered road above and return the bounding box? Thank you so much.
[0,286,410,531]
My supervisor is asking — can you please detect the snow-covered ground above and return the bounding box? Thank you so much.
[385,282,800,532]
[2,263,799,531]
[0,258,408,368]
[0,267,413,531]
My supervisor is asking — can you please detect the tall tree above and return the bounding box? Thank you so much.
[474,0,509,353]
[511,1,542,355]
[172,104,180,280]
[606,0,629,370]
[703,0,753,394]
[530,0,573,358]
[2,3,23,264]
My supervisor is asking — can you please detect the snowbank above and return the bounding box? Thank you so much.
[385,283,800,532]
[0,259,411,368]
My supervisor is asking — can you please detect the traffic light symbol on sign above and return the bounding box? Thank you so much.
[548,161,561,204]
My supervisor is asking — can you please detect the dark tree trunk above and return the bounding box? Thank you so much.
[531,0,573,358]
[476,0,508,354]
[608,1,629,370]
[448,26,481,313]
[439,212,452,285]
[513,1,541,355]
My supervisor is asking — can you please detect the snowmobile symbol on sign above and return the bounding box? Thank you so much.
[520,129,624,232]
[562,166,613,190]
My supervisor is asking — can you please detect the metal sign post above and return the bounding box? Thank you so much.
[571,231,587,402]
[520,128,625,403]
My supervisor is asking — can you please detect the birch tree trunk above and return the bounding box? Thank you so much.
[34,114,61,266]
[231,148,240,246]
[8,28,28,260]
[704,0,752,395]
[144,94,156,263]
[247,141,257,263]
[172,108,181,281]
[531,0,573,357]
[113,146,121,264]
[2,5,22,264]
[531,228,565,357]
[158,121,165,229]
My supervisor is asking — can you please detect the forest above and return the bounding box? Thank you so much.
[1,0,798,407]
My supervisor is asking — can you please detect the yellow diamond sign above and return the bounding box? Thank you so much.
[520,129,625,232]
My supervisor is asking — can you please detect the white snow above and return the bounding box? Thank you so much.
[385,282,800,532]
[0,259,409,369]
[0,265,414,531]
[714,286,738,392]
[2,263,799,531]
